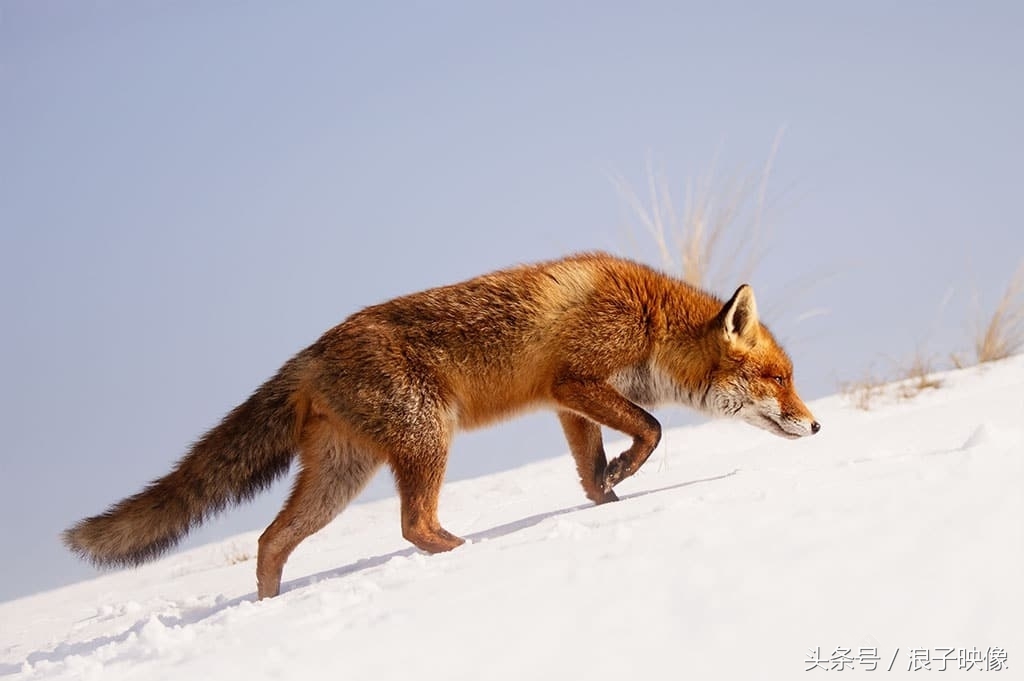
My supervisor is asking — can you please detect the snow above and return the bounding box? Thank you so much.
[3,358,1022,680]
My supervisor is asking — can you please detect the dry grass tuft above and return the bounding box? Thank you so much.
[841,351,942,411]
[839,369,887,411]
[974,261,1024,363]
[845,260,1024,410]
[894,352,943,400]
[610,131,784,292]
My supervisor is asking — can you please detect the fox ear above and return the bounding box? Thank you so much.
[720,284,759,346]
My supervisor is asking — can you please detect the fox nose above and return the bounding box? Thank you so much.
[811,421,821,434]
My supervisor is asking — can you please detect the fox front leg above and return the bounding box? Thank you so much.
[557,410,619,504]
[552,380,662,493]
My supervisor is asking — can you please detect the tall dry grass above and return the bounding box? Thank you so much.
[609,131,785,293]
[974,261,1024,363]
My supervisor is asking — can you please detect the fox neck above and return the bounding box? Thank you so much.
[606,278,728,416]
[608,350,714,413]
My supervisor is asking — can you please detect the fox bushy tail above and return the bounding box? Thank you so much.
[63,363,303,568]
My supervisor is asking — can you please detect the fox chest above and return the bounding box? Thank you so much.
[608,363,701,409]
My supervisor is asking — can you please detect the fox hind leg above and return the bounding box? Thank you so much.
[558,411,618,504]
[256,420,381,599]
[388,429,465,554]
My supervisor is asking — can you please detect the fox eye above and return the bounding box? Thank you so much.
[772,375,787,386]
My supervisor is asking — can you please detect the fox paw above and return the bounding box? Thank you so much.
[598,489,620,504]
[404,526,466,554]
[602,457,630,492]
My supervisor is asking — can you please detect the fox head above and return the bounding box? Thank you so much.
[704,285,821,439]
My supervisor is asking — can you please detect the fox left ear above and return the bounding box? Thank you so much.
[720,284,759,346]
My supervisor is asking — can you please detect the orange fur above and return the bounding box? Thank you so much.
[63,253,819,598]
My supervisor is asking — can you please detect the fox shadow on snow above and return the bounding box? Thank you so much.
[5,469,738,675]
[287,467,738,591]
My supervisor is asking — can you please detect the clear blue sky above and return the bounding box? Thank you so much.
[2,1,1021,602]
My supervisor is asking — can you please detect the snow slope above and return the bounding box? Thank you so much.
[3,358,1023,680]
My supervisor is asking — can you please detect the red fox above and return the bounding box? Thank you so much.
[64,253,819,598]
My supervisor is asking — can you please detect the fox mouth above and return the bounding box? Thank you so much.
[734,399,817,439]
[750,412,805,439]
[767,418,802,439]
[774,421,806,438]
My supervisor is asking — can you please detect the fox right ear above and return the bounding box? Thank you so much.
[720,284,759,346]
